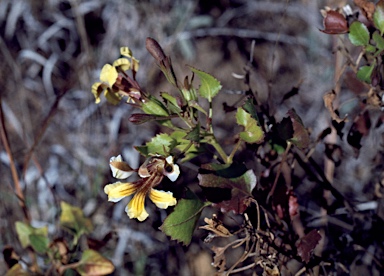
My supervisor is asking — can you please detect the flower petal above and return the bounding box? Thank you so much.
[91,82,107,104]
[100,64,118,86]
[104,89,122,105]
[109,155,135,179]
[149,189,177,209]
[126,191,149,221]
[113,58,131,72]
[104,182,137,202]
[120,47,133,58]
[164,156,180,182]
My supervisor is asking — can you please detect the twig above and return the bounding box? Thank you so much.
[22,91,67,178]
[267,141,292,203]
[0,97,30,222]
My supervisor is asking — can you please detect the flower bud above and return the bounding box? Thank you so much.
[146,37,166,63]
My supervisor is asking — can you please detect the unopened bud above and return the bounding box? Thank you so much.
[146,37,166,63]
[129,113,159,124]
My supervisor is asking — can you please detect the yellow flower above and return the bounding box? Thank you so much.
[91,64,122,104]
[91,47,141,105]
[104,155,179,221]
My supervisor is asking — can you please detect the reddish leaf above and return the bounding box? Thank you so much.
[296,229,321,263]
[347,110,371,154]
[320,10,348,34]
[198,163,256,214]
[288,194,299,219]
[287,109,310,149]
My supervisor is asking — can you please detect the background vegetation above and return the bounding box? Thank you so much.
[1,0,383,275]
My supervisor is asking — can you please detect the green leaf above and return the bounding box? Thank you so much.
[236,107,264,144]
[161,92,182,113]
[160,190,209,245]
[374,0,384,35]
[146,133,176,156]
[142,96,169,116]
[15,221,48,249]
[171,131,201,162]
[348,21,370,46]
[366,44,377,53]
[357,64,375,83]
[29,234,49,254]
[75,250,114,276]
[188,66,222,102]
[188,100,208,116]
[373,31,384,49]
[59,201,93,241]
[242,97,260,122]
[184,123,200,143]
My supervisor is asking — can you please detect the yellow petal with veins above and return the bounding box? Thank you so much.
[149,189,177,209]
[126,191,149,221]
[104,182,137,202]
[100,64,118,86]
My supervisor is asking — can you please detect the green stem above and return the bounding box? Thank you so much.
[209,136,230,164]
[228,139,243,164]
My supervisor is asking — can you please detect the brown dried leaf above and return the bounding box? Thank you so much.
[354,0,376,21]
[200,216,232,237]
[323,91,348,123]
[296,229,321,263]
[211,246,227,272]
[320,10,349,34]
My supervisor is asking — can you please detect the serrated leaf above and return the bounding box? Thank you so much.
[357,64,375,83]
[189,67,222,102]
[76,249,114,276]
[160,190,209,245]
[373,31,384,50]
[296,230,321,263]
[236,107,264,144]
[374,0,384,35]
[146,133,176,156]
[15,221,48,249]
[348,21,370,46]
[29,234,49,254]
[59,201,93,239]
[134,145,149,156]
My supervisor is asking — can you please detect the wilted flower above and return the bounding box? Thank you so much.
[104,155,180,221]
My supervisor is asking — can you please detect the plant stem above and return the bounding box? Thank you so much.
[267,141,292,204]
[209,135,230,164]
[0,98,30,222]
[228,139,243,164]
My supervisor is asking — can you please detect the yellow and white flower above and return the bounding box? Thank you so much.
[104,155,179,221]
